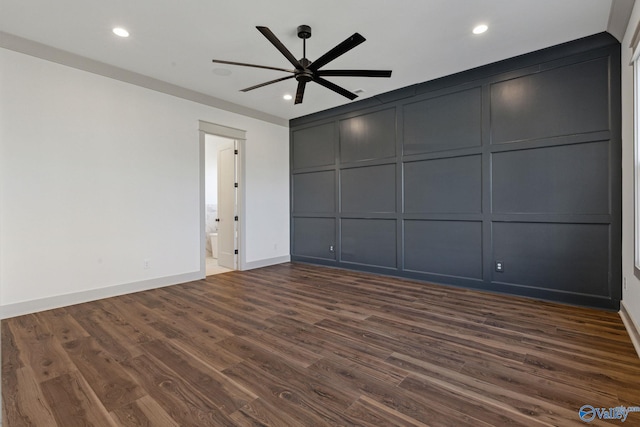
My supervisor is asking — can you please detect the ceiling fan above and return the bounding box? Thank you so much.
[212,25,392,104]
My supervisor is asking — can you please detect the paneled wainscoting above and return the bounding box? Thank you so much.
[3,263,640,426]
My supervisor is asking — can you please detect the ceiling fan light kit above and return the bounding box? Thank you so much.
[212,25,392,104]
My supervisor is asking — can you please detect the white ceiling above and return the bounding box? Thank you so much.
[0,0,623,121]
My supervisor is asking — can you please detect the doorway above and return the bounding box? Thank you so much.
[200,120,245,277]
[204,134,236,275]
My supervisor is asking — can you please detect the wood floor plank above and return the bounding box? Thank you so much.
[344,395,430,427]
[522,351,640,405]
[40,371,117,427]
[218,336,360,413]
[110,395,180,427]
[458,356,620,412]
[160,284,270,335]
[389,353,577,426]
[64,303,145,361]
[365,315,528,363]
[398,374,560,427]
[92,299,155,346]
[245,326,324,368]
[101,291,246,372]
[62,336,145,411]
[33,308,90,343]
[229,397,311,427]
[222,361,336,426]
[216,278,358,324]
[315,317,468,372]
[311,350,408,387]
[8,313,77,383]
[140,339,256,414]
[168,337,244,371]
[307,354,488,427]
[2,366,55,426]
[3,262,640,426]
[121,354,235,426]
[265,314,398,364]
[137,288,238,341]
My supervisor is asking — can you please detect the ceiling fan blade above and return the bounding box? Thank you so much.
[212,59,295,73]
[295,81,306,104]
[256,26,303,70]
[309,33,366,71]
[314,77,358,100]
[240,75,295,92]
[317,69,392,78]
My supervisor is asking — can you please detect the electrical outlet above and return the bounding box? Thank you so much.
[495,261,504,272]
[143,259,151,270]
[624,277,627,291]
[329,245,335,253]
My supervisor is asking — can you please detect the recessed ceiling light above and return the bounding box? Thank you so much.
[473,24,488,35]
[283,94,293,101]
[112,27,130,38]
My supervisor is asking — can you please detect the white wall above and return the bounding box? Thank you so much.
[242,129,291,266]
[622,1,640,341]
[0,47,290,317]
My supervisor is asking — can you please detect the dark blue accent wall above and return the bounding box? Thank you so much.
[289,33,622,310]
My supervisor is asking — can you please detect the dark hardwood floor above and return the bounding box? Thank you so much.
[3,262,640,426]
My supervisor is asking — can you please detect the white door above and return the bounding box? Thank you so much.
[217,139,237,269]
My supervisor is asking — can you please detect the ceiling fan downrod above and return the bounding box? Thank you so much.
[297,24,311,61]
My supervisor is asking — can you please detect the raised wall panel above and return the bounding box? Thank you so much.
[290,34,620,309]
[403,88,482,154]
[404,155,482,214]
[404,220,482,279]
[292,123,335,169]
[492,222,610,296]
[492,141,610,214]
[293,171,335,213]
[341,219,396,268]
[293,218,335,260]
[491,58,609,143]
[339,109,396,163]
[341,164,396,213]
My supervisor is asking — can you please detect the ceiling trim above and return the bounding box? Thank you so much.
[607,0,636,42]
[0,31,289,127]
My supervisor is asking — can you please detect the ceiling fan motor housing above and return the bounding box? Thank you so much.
[297,25,311,39]
[296,58,313,82]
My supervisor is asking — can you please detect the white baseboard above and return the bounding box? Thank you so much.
[241,255,290,271]
[0,271,204,319]
[0,255,291,319]
[620,301,640,359]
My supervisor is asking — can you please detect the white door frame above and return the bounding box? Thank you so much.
[198,120,246,275]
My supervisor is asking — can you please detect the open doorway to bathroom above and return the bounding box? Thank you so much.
[205,134,236,276]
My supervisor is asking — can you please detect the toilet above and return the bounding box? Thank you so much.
[209,233,218,259]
